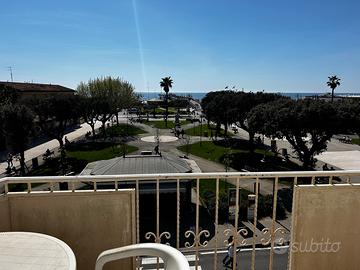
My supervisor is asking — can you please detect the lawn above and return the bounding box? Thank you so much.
[103,124,146,137]
[144,107,177,115]
[177,139,303,172]
[184,124,231,137]
[179,140,232,162]
[18,142,138,188]
[26,142,138,178]
[148,120,191,129]
[352,138,360,145]
[154,107,177,115]
[67,142,138,162]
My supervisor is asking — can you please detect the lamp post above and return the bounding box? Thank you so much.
[200,114,203,146]
[261,134,266,162]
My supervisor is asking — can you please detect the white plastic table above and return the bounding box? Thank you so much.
[0,231,76,270]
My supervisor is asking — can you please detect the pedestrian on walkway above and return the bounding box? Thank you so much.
[322,163,329,171]
[223,236,235,268]
[7,153,13,168]
[64,136,70,147]
[154,145,160,155]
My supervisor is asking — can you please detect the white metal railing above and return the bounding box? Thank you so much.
[1,170,360,270]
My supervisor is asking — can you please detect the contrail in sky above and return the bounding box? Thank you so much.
[132,0,147,91]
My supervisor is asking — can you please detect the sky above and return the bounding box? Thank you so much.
[0,0,359,93]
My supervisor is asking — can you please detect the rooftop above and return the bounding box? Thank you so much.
[80,154,192,175]
[0,81,75,93]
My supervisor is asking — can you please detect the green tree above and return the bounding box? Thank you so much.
[0,85,19,151]
[77,78,114,136]
[233,91,284,151]
[201,91,237,137]
[0,104,34,175]
[30,96,80,174]
[30,96,80,149]
[337,99,360,138]
[78,96,100,137]
[113,80,139,125]
[160,76,173,127]
[202,90,282,147]
[0,84,19,105]
[248,99,339,168]
[77,76,138,136]
[327,75,341,102]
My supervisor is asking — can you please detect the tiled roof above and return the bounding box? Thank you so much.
[0,81,75,93]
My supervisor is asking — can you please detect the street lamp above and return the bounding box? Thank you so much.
[261,134,266,162]
[200,114,203,146]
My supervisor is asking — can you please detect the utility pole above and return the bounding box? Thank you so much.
[7,66,14,82]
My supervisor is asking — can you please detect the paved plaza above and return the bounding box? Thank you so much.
[315,150,360,170]
[140,135,179,143]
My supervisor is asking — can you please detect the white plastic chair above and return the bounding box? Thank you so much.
[95,243,190,270]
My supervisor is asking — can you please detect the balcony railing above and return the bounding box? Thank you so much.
[1,170,360,270]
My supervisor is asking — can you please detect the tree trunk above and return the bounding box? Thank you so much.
[19,151,25,176]
[215,122,220,140]
[57,137,67,174]
[249,131,255,154]
[165,92,169,127]
[116,113,119,126]
[224,123,228,137]
[302,152,313,169]
[57,137,64,149]
[331,88,334,102]
[101,120,107,138]
[91,124,96,137]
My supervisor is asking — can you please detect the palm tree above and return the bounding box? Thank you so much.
[327,75,341,102]
[160,76,173,127]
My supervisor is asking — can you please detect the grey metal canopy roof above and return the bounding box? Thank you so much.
[81,154,192,175]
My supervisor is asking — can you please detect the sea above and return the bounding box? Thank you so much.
[136,92,360,101]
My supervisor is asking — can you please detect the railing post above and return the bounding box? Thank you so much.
[4,182,9,194]
[213,178,219,270]
[135,179,140,270]
[156,178,160,270]
[176,178,180,249]
[233,178,240,270]
[136,180,140,244]
[251,177,259,270]
[195,178,200,270]
[268,177,279,270]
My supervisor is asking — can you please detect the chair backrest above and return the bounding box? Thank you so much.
[95,243,190,270]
